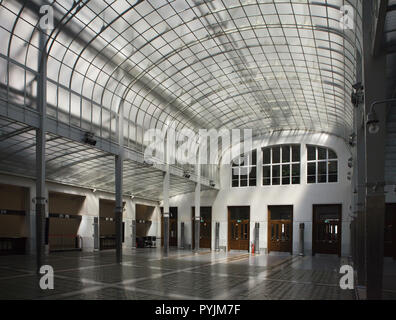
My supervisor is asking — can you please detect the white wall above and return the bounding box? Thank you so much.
[169,131,354,256]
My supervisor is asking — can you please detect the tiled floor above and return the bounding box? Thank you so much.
[0,248,388,300]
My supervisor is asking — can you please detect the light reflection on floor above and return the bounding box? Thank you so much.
[0,248,392,300]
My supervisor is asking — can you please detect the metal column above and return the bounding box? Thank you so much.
[35,24,47,274]
[362,0,387,299]
[131,220,136,248]
[254,222,260,254]
[115,101,124,263]
[180,222,185,249]
[215,222,220,251]
[194,184,200,252]
[163,166,170,255]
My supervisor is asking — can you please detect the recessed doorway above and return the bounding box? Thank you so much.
[228,206,250,251]
[161,207,178,247]
[268,205,293,254]
[385,204,396,259]
[313,204,341,256]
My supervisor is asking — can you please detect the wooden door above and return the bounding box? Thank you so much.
[268,206,293,253]
[313,204,341,256]
[161,207,178,247]
[228,206,250,251]
[385,204,396,259]
[192,207,212,249]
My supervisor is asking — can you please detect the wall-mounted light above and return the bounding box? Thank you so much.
[84,132,97,146]
[209,180,215,188]
[348,133,356,147]
[183,170,191,179]
[351,83,364,106]
[348,157,353,168]
[366,98,396,135]
[366,110,380,135]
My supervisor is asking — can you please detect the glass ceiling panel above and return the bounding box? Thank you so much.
[0,0,363,152]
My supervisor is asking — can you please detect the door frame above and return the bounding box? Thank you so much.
[227,206,250,251]
[192,207,212,250]
[385,203,396,259]
[312,204,342,257]
[267,205,293,254]
[160,207,178,247]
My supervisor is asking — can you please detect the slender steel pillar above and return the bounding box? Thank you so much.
[356,101,367,286]
[194,148,201,251]
[194,181,200,252]
[35,25,47,274]
[163,167,170,255]
[362,0,387,299]
[115,101,124,263]
[115,154,123,263]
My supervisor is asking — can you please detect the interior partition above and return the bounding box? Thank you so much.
[0,184,29,255]
[48,192,85,252]
[136,204,156,248]
[99,199,125,250]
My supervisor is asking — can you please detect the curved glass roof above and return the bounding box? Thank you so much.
[0,0,362,149]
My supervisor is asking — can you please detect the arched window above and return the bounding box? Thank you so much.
[262,145,301,185]
[307,146,338,183]
[231,150,257,187]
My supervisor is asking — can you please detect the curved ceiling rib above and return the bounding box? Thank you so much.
[1,0,363,148]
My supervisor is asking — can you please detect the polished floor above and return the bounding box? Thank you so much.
[0,248,393,300]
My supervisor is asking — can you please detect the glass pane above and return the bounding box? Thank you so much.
[272,146,280,163]
[307,163,316,175]
[272,165,280,178]
[282,146,290,163]
[240,167,248,179]
[272,177,280,185]
[318,162,327,183]
[251,150,257,165]
[307,163,316,184]
[328,149,337,160]
[282,164,290,185]
[307,146,316,161]
[263,166,270,179]
[232,180,239,187]
[318,147,327,160]
[292,164,300,176]
[240,179,248,187]
[328,161,337,175]
[292,145,300,162]
[308,175,316,184]
[263,178,271,186]
[263,148,270,164]
[232,167,239,180]
[292,164,300,184]
[249,179,256,186]
[249,167,256,178]
[292,176,300,184]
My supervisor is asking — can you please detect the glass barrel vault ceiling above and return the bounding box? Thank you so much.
[0,0,362,151]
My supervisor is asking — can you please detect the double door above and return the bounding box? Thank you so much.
[268,206,293,253]
[313,204,341,256]
[385,204,396,259]
[229,219,249,251]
